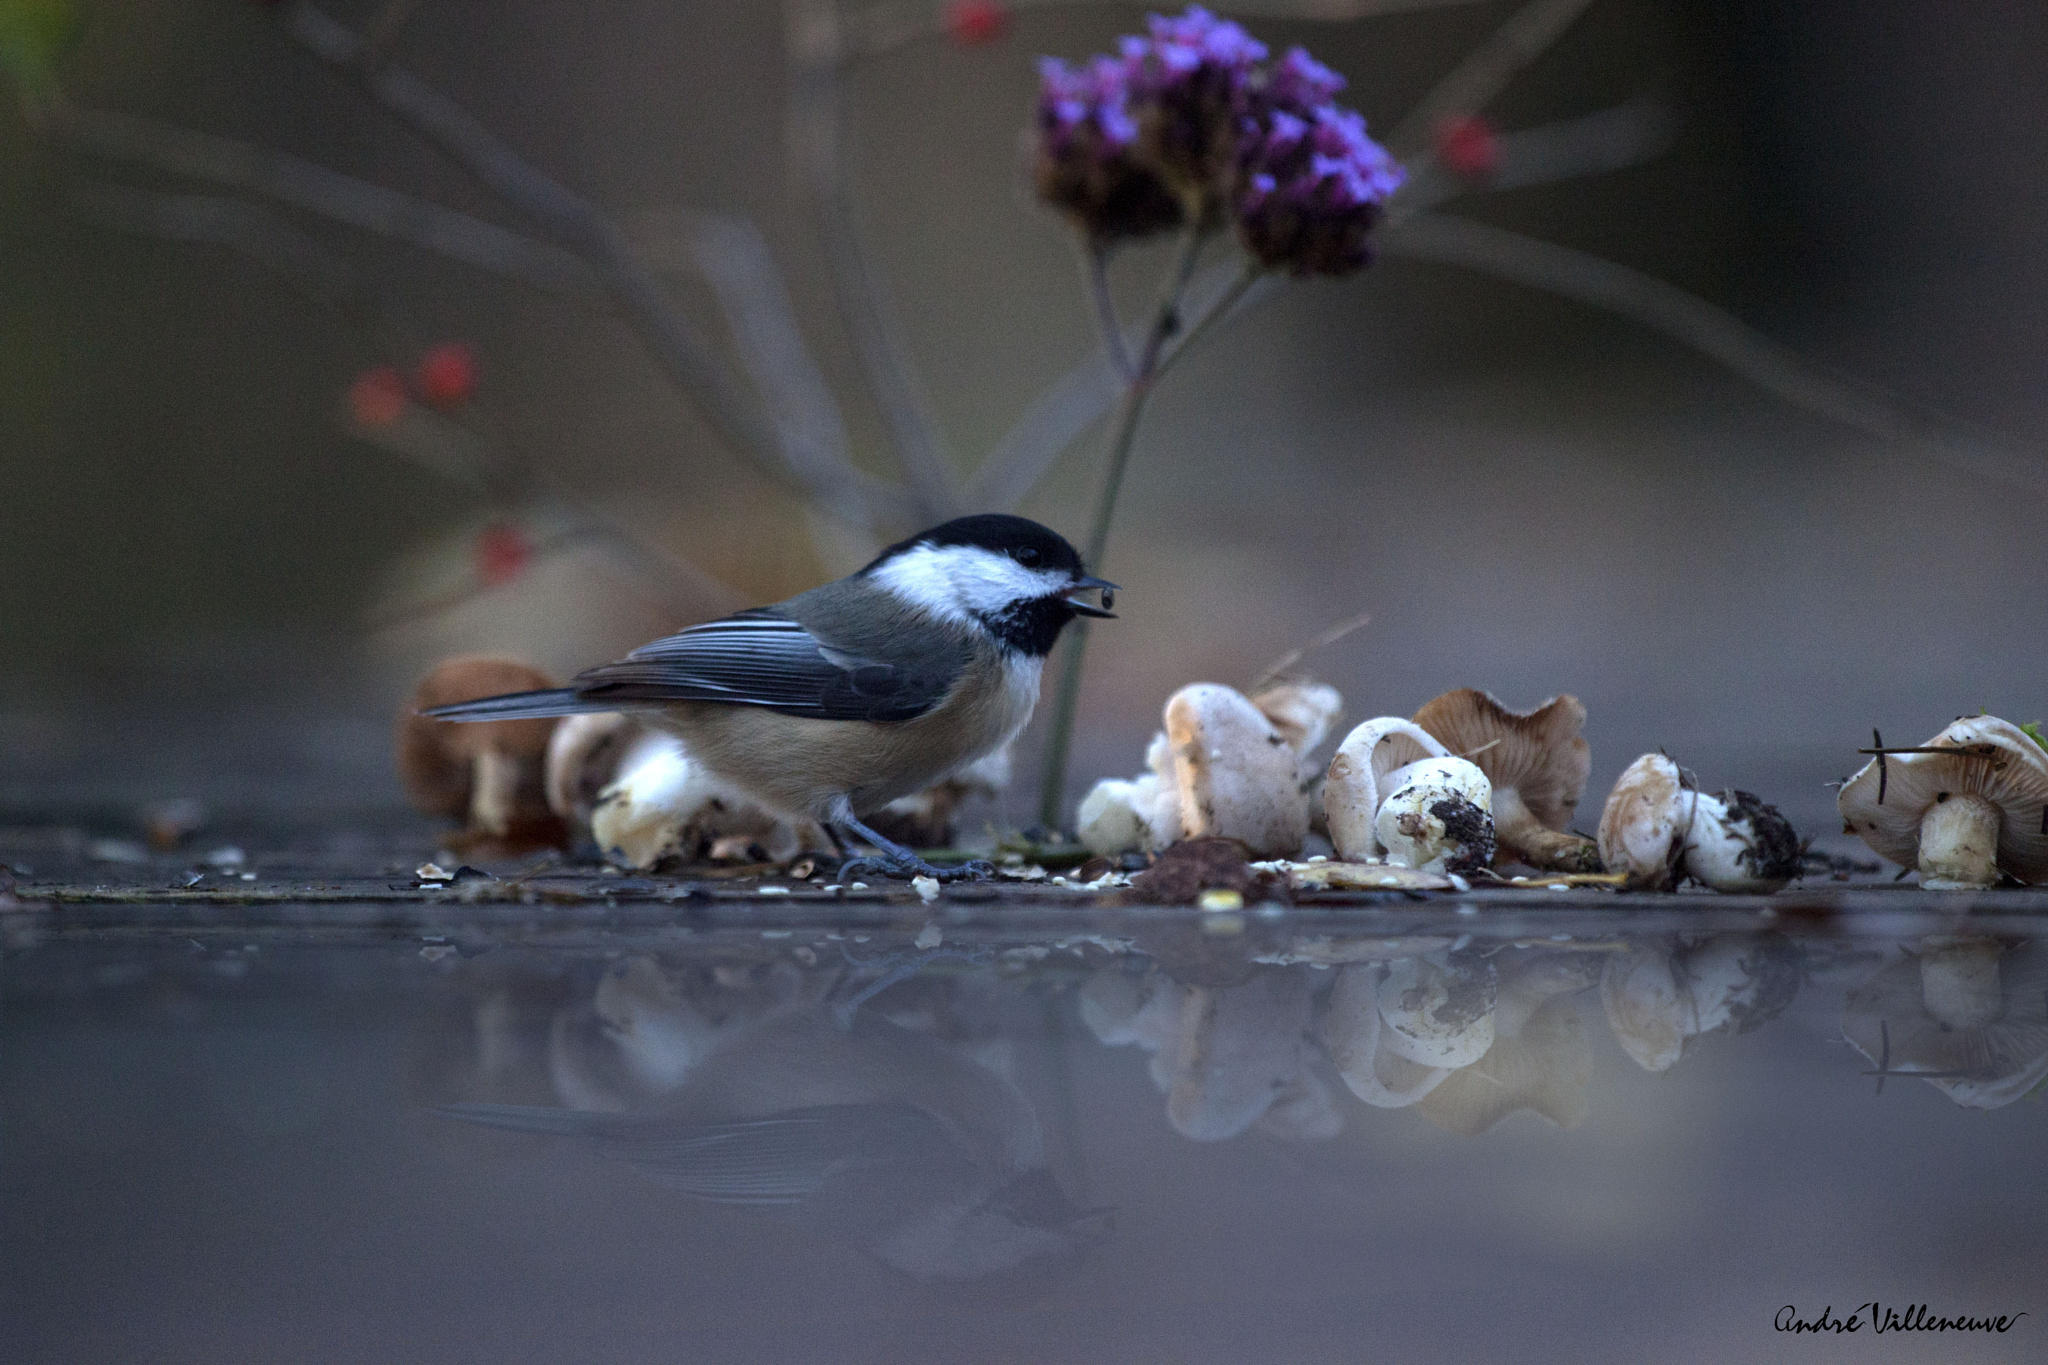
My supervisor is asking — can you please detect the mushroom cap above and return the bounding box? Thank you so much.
[1682,790,1802,893]
[397,655,559,821]
[545,711,641,826]
[1837,716,2048,883]
[1842,939,2048,1109]
[1162,683,1309,857]
[1597,753,1690,889]
[1323,718,1450,861]
[1374,757,1497,873]
[1249,679,1344,757]
[1412,689,1591,831]
[1077,778,1146,856]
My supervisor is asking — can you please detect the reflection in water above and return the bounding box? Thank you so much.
[1843,937,2048,1108]
[434,965,1108,1282]
[391,920,2048,1294]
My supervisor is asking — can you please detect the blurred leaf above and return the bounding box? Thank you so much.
[0,0,77,106]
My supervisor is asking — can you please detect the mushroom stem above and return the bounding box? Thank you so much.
[1495,788,1601,872]
[468,746,523,836]
[1918,793,2002,889]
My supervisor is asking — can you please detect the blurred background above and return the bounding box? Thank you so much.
[5,0,2046,841]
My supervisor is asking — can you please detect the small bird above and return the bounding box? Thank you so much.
[426,514,1116,880]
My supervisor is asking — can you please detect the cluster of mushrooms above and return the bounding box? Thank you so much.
[398,654,2048,892]
[1079,680,1810,893]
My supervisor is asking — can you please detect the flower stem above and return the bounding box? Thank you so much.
[1034,224,1212,830]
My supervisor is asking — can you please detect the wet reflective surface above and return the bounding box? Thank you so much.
[5,899,2045,1362]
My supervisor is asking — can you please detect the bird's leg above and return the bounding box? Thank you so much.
[834,815,994,883]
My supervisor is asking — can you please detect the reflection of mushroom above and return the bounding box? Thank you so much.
[1415,994,1590,1136]
[1374,757,1496,873]
[398,656,567,851]
[1163,970,1320,1141]
[1323,718,1448,862]
[1376,953,1497,1067]
[1837,716,2048,888]
[1843,938,2048,1108]
[1412,689,1598,872]
[1317,962,1453,1107]
[1599,753,1801,892]
[1601,935,1802,1072]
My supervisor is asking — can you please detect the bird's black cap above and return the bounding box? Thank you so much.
[862,514,1087,579]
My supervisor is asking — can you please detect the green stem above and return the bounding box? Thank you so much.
[1033,225,1215,831]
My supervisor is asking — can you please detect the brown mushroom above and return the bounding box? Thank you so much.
[1413,689,1598,872]
[397,656,567,853]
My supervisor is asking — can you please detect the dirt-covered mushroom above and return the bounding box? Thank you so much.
[1161,683,1309,857]
[1322,718,1448,862]
[398,656,567,852]
[1598,753,1801,892]
[1413,689,1598,872]
[1837,716,2048,888]
[1374,756,1496,873]
[1842,937,2048,1108]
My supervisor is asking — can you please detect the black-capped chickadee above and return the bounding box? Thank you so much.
[426,514,1116,879]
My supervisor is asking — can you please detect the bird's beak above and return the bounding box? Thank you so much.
[1064,575,1118,618]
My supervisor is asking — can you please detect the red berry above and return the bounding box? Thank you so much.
[473,522,532,587]
[1436,115,1500,180]
[944,0,1009,46]
[415,342,478,409]
[346,366,408,428]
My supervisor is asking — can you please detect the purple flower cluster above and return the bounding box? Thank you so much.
[1032,6,1403,276]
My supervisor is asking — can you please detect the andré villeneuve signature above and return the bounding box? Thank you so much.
[1776,1304,2026,1335]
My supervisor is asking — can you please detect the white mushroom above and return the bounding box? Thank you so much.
[1842,937,2048,1109]
[1248,678,1344,760]
[1077,779,1146,856]
[1837,716,2048,888]
[1322,718,1448,862]
[1373,756,1496,873]
[1413,689,1598,872]
[1162,683,1309,857]
[1599,753,1800,892]
[587,730,826,869]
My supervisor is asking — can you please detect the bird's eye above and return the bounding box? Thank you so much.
[1013,547,1041,567]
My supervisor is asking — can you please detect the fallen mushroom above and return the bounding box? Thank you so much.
[1837,715,2048,888]
[397,656,567,853]
[1322,718,1448,863]
[1160,684,1310,857]
[585,728,828,869]
[1598,753,1801,892]
[544,711,641,829]
[1248,678,1344,759]
[1412,689,1598,872]
[866,745,1013,849]
[1374,756,1496,873]
[1842,937,2048,1108]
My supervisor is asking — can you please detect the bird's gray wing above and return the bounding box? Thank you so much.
[568,609,959,723]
